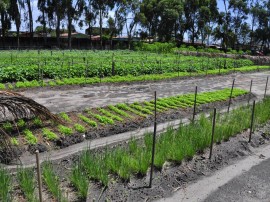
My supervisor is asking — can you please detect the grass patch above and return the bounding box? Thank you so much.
[42,162,67,202]
[0,167,12,201]
[17,168,37,202]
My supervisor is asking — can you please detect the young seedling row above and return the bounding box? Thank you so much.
[1,88,248,149]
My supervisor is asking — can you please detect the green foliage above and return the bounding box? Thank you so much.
[108,105,132,118]
[74,124,86,133]
[88,111,114,125]
[0,167,11,202]
[59,112,71,122]
[80,151,109,186]
[42,162,67,202]
[70,166,89,200]
[58,125,73,136]
[78,114,97,127]
[42,128,58,140]
[17,119,26,129]
[72,97,270,184]
[17,168,37,202]
[116,103,147,117]
[10,138,19,146]
[2,122,13,132]
[0,50,254,85]
[33,118,43,127]
[23,129,37,145]
[98,108,123,121]
[0,83,5,89]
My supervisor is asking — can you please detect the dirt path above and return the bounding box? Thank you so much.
[156,141,270,202]
[20,71,270,113]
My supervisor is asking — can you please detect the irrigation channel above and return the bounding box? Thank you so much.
[20,70,270,113]
[1,70,270,201]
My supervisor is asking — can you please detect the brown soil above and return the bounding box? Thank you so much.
[0,93,254,164]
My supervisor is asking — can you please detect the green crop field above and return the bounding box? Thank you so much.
[0,50,255,88]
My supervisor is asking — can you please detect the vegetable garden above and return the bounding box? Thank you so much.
[0,50,265,89]
[0,49,270,201]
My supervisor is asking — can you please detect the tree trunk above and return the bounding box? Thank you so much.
[16,17,20,49]
[56,14,60,48]
[26,0,33,45]
[89,23,92,49]
[99,8,102,49]
[42,10,47,46]
[68,13,72,49]
[1,12,6,48]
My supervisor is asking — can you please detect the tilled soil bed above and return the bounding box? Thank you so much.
[1,93,253,164]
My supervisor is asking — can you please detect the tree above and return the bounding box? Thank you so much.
[8,0,22,48]
[43,0,66,48]
[156,0,183,41]
[116,0,141,49]
[228,0,249,47]
[140,0,159,40]
[37,0,49,45]
[0,0,11,47]
[197,0,219,45]
[92,0,115,48]
[21,0,33,44]
[64,0,85,49]
[84,0,97,49]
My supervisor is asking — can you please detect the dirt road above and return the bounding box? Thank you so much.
[156,141,270,202]
[20,71,270,113]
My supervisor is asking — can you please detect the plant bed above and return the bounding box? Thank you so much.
[1,98,270,202]
[2,65,269,91]
[0,88,251,164]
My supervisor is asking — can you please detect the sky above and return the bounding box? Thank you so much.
[14,0,228,34]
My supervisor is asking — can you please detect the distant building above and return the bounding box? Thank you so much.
[60,32,90,39]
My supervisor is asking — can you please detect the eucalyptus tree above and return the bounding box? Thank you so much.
[37,0,49,44]
[140,0,160,39]
[46,0,66,48]
[0,0,11,47]
[156,0,183,41]
[115,0,141,49]
[252,1,270,50]
[84,0,98,48]
[64,0,85,49]
[92,0,115,48]
[8,0,22,48]
[197,0,219,45]
[184,0,200,44]
[228,0,249,47]
[21,0,33,43]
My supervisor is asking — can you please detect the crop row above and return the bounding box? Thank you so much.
[1,97,269,201]
[69,96,270,198]
[0,50,253,82]
[0,65,268,90]
[2,88,248,147]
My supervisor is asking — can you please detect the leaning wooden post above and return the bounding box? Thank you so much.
[36,150,43,202]
[264,76,269,98]
[248,80,253,105]
[149,91,157,188]
[249,101,256,143]
[227,79,235,113]
[192,86,198,122]
[209,108,217,159]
